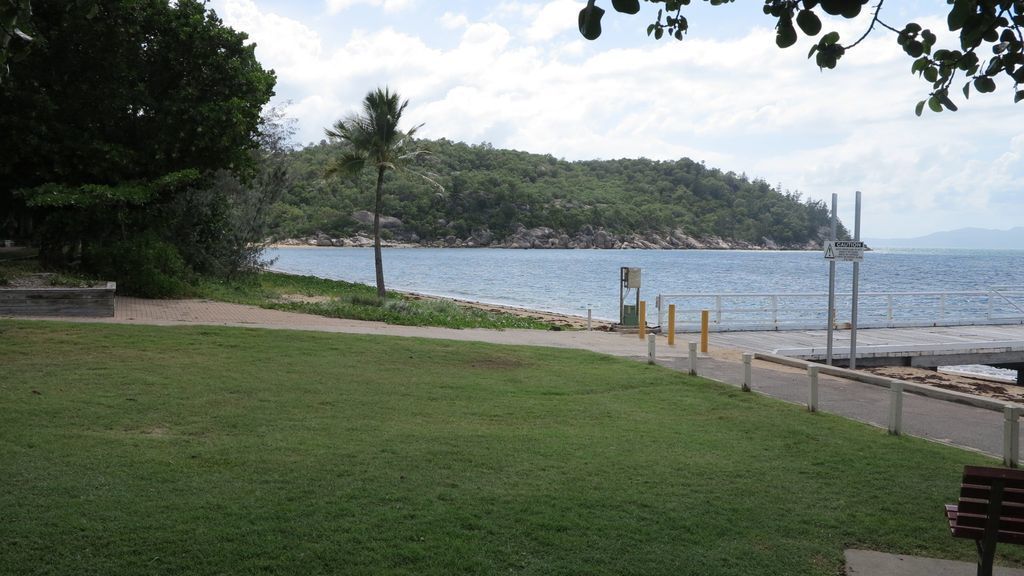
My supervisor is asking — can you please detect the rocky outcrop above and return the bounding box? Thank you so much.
[274,226,819,251]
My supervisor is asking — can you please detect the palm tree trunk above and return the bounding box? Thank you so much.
[373,165,386,299]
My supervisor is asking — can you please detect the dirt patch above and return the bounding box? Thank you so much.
[274,293,336,304]
[865,366,1023,402]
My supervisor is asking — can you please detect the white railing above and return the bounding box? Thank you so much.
[656,286,1024,332]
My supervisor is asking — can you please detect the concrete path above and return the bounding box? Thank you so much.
[845,549,1024,576]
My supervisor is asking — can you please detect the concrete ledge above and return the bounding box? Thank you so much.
[754,351,1021,413]
[0,282,116,317]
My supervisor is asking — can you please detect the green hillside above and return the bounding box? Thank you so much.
[270,139,847,249]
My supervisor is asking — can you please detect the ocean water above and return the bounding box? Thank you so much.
[267,246,1024,381]
[267,247,1024,321]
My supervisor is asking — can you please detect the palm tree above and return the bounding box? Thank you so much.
[325,87,434,299]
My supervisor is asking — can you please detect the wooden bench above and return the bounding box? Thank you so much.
[946,466,1024,576]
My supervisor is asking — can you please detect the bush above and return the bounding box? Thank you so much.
[85,235,191,298]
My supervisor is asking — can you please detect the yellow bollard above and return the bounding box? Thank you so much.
[700,309,709,353]
[667,304,676,346]
[639,300,646,340]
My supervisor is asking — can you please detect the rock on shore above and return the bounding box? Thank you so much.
[274,224,820,251]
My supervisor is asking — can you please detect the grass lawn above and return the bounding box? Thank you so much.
[0,320,1017,575]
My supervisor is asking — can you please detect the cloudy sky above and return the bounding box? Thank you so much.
[207,0,1022,239]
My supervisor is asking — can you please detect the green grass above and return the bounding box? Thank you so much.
[195,271,554,330]
[0,320,1017,575]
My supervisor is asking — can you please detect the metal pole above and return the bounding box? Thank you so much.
[850,191,861,370]
[639,300,646,340]
[700,310,709,353]
[667,304,675,346]
[827,193,837,366]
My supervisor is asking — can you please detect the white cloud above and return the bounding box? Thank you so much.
[524,0,582,43]
[439,11,469,30]
[325,0,413,15]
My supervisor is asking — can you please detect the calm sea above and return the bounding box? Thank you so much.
[267,247,1024,320]
[267,246,1024,381]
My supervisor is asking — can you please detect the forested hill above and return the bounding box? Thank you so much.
[269,138,846,249]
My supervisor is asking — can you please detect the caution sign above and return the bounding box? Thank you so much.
[823,240,865,262]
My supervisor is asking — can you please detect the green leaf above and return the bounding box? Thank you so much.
[962,82,970,99]
[796,10,822,36]
[1015,90,1024,104]
[578,4,605,40]
[974,76,996,93]
[947,2,970,31]
[927,96,942,112]
[923,67,938,82]
[776,19,797,49]
[822,31,839,45]
[915,100,925,116]
[611,0,640,15]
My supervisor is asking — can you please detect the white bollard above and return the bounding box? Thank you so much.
[742,353,752,392]
[688,342,698,376]
[807,365,819,412]
[888,381,903,436]
[1004,406,1021,468]
[647,334,656,365]
[587,308,592,331]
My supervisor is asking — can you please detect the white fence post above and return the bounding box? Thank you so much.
[807,365,819,412]
[1004,406,1021,468]
[688,342,698,376]
[647,334,656,365]
[888,381,903,435]
[742,353,752,392]
[587,308,592,331]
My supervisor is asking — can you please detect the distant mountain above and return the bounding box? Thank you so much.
[867,227,1024,249]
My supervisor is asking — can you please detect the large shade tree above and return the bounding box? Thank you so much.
[0,0,276,292]
[325,87,432,299]
[578,0,1024,113]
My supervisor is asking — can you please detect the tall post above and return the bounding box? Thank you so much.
[700,309,709,353]
[888,381,903,436]
[807,365,819,412]
[826,193,837,366]
[639,300,646,340]
[742,353,752,392]
[647,334,656,365]
[667,304,676,346]
[1005,406,1021,468]
[587,308,592,331]
[850,191,861,370]
[688,342,698,376]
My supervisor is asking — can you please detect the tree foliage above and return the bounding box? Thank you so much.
[0,0,32,84]
[0,0,277,294]
[270,138,844,247]
[578,0,1024,112]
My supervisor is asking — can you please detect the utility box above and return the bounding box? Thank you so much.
[619,267,642,328]
[624,267,641,288]
[621,304,639,327]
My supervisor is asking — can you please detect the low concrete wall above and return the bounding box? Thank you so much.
[0,282,116,317]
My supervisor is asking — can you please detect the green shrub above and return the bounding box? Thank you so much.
[86,235,191,298]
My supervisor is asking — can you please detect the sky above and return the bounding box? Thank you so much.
[206,0,1022,239]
